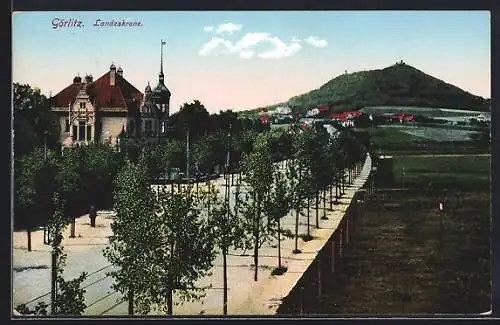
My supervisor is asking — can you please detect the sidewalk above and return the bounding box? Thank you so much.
[12,154,372,316]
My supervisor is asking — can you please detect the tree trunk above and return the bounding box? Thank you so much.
[322,190,327,220]
[277,217,281,269]
[128,288,134,315]
[51,251,57,314]
[27,230,32,252]
[167,285,173,315]
[329,185,333,210]
[342,170,346,194]
[70,218,76,238]
[315,192,319,228]
[335,173,340,203]
[223,248,228,315]
[294,208,300,253]
[254,238,258,282]
[307,197,310,236]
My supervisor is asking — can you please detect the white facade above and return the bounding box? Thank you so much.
[58,87,97,145]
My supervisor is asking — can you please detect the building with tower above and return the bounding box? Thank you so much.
[49,41,171,148]
[139,40,171,140]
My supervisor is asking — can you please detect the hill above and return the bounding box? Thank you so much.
[249,63,490,115]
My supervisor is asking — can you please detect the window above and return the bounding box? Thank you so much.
[78,121,85,141]
[86,125,92,141]
[80,102,86,109]
[65,118,70,132]
[72,125,77,140]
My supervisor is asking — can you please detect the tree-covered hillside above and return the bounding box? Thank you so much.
[249,63,490,114]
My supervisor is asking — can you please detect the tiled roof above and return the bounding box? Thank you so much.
[51,71,143,116]
[51,83,81,108]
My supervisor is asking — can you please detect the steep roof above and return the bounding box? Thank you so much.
[51,71,143,116]
[51,83,81,108]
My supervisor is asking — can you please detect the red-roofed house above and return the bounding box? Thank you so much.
[259,115,271,125]
[50,42,171,147]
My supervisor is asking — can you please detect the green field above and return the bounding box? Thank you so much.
[356,126,490,156]
[300,155,491,314]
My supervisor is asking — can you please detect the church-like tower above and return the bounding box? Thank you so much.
[151,40,171,135]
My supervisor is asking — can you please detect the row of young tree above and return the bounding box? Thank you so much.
[105,122,367,315]
[14,81,367,315]
[14,120,366,316]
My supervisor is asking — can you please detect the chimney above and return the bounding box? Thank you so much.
[110,63,116,86]
[117,67,123,77]
[85,74,93,83]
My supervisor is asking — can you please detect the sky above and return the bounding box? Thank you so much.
[12,11,490,113]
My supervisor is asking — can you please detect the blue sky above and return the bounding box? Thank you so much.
[12,11,490,112]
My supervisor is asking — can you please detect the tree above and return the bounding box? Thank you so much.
[15,147,58,250]
[13,83,60,158]
[149,185,217,315]
[325,137,340,211]
[48,192,88,315]
[175,100,210,140]
[291,128,315,240]
[81,144,124,214]
[157,139,187,179]
[241,132,275,281]
[205,182,246,314]
[265,168,291,274]
[310,125,331,224]
[55,147,83,237]
[286,129,310,254]
[191,136,213,176]
[103,161,157,315]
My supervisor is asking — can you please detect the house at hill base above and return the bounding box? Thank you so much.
[49,42,171,149]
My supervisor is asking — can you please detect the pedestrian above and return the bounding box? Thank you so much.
[89,205,97,227]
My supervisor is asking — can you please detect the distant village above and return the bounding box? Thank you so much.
[250,103,491,132]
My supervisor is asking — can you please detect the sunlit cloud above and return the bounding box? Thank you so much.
[304,36,328,48]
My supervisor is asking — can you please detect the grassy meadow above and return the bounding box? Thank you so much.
[299,155,491,314]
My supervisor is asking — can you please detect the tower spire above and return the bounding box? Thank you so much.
[160,40,166,77]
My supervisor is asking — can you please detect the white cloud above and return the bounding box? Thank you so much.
[258,36,302,59]
[304,36,328,48]
[203,25,214,32]
[233,32,270,51]
[216,23,243,35]
[198,37,234,56]
[239,50,254,59]
[198,32,304,59]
